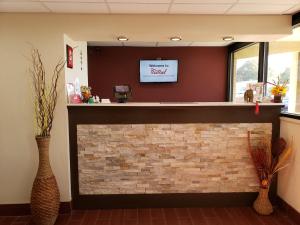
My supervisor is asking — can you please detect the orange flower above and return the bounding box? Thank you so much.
[268,76,288,97]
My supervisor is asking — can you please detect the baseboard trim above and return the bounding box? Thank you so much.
[277,197,300,224]
[72,192,259,209]
[0,202,72,216]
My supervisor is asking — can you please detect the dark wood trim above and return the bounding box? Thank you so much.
[0,202,71,216]
[68,105,282,209]
[292,11,300,27]
[227,42,255,53]
[0,204,30,217]
[281,112,300,120]
[277,196,300,224]
[226,51,234,101]
[59,202,72,214]
[258,42,269,85]
[73,193,258,209]
[227,42,256,101]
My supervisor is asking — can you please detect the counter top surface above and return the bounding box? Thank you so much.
[67,102,284,107]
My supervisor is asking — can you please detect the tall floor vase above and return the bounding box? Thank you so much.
[253,187,273,215]
[31,136,60,225]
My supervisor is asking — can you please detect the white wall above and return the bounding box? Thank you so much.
[64,34,88,87]
[0,13,293,205]
[278,117,300,213]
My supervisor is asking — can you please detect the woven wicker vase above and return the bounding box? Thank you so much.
[31,136,60,225]
[253,187,273,215]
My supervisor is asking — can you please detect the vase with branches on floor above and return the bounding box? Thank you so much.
[247,131,293,215]
[29,48,65,225]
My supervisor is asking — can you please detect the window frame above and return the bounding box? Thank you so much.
[227,42,269,101]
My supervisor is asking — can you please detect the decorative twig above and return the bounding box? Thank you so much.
[248,132,293,189]
[29,48,65,137]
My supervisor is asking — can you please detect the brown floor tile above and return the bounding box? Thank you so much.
[175,208,190,219]
[151,218,167,225]
[81,210,99,225]
[178,218,193,225]
[272,209,296,225]
[151,209,164,219]
[0,207,296,225]
[96,220,110,225]
[56,214,70,225]
[124,209,138,220]
[225,207,251,225]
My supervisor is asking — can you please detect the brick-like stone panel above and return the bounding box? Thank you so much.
[77,123,271,194]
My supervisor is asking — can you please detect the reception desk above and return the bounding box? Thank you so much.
[67,102,283,209]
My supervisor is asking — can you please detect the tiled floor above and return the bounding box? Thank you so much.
[0,207,297,225]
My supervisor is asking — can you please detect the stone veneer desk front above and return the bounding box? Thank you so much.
[67,102,283,209]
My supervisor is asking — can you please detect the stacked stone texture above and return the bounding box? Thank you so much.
[77,123,271,194]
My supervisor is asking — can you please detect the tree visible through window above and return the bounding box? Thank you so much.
[233,43,259,102]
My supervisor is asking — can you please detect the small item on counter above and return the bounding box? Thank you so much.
[80,86,92,103]
[66,83,75,103]
[244,83,264,103]
[244,88,254,103]
[262,96,272,103]
[66,83,82,103]
[101,98,111,103]
[113,85,131,103]
[88,97,94,104]
[251,82,264,102]
[71,94,82,104]
[93,95,100,103]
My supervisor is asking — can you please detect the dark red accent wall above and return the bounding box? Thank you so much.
[88,46,228,102]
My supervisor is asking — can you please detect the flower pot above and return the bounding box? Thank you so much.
[253,188,273,215]
[273,95,282,103]
[31,136,60,225]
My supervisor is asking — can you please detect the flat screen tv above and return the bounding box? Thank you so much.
[140,60,178,83]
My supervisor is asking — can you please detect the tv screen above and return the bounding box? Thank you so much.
[140,60,178,83]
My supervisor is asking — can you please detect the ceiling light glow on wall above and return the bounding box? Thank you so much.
[222,36,234,41]
[117,36,129,41]
[170,36,182,41]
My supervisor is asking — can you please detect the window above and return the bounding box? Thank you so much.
[232,43,260,102]
[267,42,300,113]
[228,40,300,114]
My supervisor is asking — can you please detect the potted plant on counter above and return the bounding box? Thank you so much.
[247,131,293,215]
[29,48,65,225]
[268,77,288,103]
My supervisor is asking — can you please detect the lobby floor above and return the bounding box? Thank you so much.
[0,207,296,225]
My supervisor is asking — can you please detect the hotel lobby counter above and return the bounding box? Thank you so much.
[67,102,283,209]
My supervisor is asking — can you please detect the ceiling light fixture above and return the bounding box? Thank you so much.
[170,36,182,41]
[222,36,234,41]
[117,36,129,41]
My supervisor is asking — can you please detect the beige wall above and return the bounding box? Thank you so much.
[278,117,300,213]
[64,34,88,87]
[0,13,293,204]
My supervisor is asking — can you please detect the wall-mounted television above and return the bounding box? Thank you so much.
[140,60,178,83]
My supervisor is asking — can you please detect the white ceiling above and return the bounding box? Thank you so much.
[88,41,231,46]
[0,0,300,14]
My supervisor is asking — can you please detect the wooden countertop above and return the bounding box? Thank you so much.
[67,102,284,107]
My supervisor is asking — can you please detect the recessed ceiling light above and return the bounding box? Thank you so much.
[117,36,129,41]
[223,36,234,41]
[170,36,182,41]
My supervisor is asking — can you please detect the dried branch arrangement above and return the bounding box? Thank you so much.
[247,131,293,189]
[29,48,65,137]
